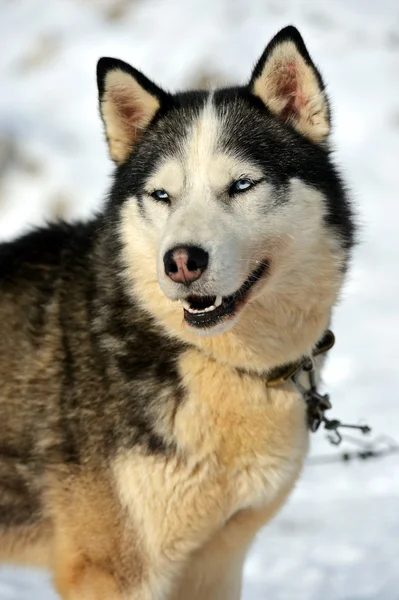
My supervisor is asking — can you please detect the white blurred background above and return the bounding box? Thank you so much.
[1,0,399,598]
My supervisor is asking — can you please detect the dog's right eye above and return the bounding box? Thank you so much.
[151,189,170,202]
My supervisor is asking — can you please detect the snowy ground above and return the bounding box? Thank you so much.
[1,0,399,598]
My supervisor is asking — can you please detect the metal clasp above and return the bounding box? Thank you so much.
[292,359,371,445]
[292,358,332,432]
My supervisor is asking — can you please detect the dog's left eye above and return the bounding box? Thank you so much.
[229,179,254,195]
[151,189,170,202]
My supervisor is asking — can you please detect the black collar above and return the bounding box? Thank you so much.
[265,330,335,388]
[263,330,372,442]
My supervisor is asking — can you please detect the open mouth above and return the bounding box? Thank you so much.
[179,260,269,329]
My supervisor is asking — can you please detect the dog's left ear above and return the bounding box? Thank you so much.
[249,26,330,144]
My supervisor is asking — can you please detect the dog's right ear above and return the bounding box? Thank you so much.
[97,58,166,165]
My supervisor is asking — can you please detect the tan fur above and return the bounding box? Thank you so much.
[174,496,299,600]
[252,41,329,143]
[112,349,308,598]
[0,522,52,565]
[50,470,147,599]
[100,69,160,164]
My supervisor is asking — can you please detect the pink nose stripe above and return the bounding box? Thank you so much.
[168,250,201,284]
[174,255,187,271]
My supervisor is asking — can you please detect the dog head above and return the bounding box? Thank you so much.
[97,26,355,369]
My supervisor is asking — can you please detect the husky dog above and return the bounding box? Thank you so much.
[0,26,354,600]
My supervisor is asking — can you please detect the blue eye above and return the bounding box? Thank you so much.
[230,178,254,195]
[151,189,170,202]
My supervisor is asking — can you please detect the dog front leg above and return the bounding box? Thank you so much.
[50,464,226,600]
[49,468,161,600]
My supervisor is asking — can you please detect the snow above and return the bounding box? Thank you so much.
[1,0,399,598]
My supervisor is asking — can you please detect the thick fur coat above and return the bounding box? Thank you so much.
[0,26,354,600]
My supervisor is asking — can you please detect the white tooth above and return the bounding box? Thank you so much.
[188,307,215,314]
[184,298,221,315]
[179,299,191,310]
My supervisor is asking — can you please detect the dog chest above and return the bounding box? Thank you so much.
[112,348,308,567]
[174,349,309,512]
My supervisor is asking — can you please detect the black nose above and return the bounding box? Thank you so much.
[163,245,209,285]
